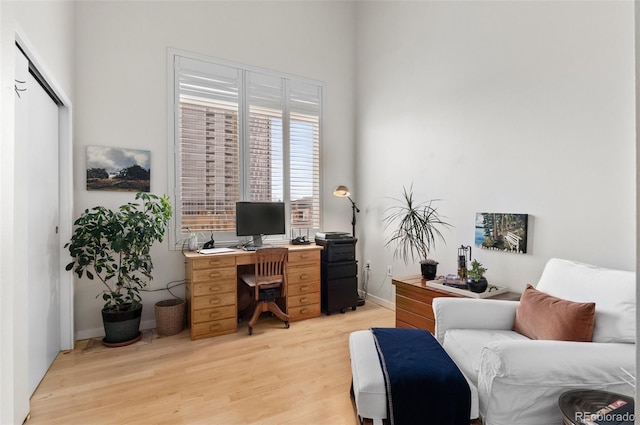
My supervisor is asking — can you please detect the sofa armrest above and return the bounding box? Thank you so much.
[477,340,636,423]
[432,298,519,344]
[480,339,636,386]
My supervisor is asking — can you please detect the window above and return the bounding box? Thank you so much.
[169,51,322,247]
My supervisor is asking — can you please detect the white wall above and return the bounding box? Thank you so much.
[355,1,636,305]
[0,2,75,423]
[73,1,356,338]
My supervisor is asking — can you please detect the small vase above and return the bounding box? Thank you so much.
[467,277,488,293]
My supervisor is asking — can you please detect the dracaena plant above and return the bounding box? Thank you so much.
[383,184,451,265]
[65,192,172,311]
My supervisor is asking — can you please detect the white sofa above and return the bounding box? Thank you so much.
[432,258,636,425]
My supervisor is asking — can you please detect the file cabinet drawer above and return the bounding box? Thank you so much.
[192,267,236,282]
[192,279,235,296]
[192,292,235,310]
[287,265,320,285]
[192,305,236,324]
[288,280,320,296]
[192,317,237,339]
[288,250,320,264]
[287,303,321,321]
[191,256,236,270]
[287,292,320,309]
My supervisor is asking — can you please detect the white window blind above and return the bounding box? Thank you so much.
[177,58,240,234]
[247,72,284,203]
[289,80,321,230]
[171,52,322,245]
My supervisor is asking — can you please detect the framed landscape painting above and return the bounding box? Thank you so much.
[86,146,151,192]
[475,213,528,254]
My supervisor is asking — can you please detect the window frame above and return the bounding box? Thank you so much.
[167,49,324,249]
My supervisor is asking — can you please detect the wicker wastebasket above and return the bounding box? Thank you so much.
[154,299,185,336]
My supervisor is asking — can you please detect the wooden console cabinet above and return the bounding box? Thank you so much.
[393,275,520,333]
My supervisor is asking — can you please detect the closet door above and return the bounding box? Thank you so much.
[15,47,62,396]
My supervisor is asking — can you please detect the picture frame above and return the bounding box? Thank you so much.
[86,146,150,192]
[475,213,528,254]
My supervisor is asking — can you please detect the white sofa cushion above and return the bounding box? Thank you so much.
[536,258,636,343]
[349,330,387,422]
[442,329,528,386]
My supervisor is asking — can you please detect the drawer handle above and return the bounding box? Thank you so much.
[209,311,220,318]
[300,285,309,291]
[208,272,221,278]
[209,285,221,292]
[299,274,309,280]
[300,308,309,314]
[300,297,308,303]
[299,254,309,259]
[209,298,222,305]
[209,324,221,331]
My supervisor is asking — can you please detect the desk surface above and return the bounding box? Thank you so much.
[182,243,321,261]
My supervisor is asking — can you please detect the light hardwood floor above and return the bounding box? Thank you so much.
[28,301,394,425]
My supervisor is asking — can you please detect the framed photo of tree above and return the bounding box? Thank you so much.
[86,146,150,192]
[475,213,528,254]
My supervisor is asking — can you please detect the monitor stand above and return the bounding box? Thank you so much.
[244,235,266,251]
[252,235,264,248]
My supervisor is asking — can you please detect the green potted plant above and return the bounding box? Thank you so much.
[467,259,488,293]
[383,184,451,279]
[65,192,172,346]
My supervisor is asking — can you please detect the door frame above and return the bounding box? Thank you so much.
[15,32,74,350]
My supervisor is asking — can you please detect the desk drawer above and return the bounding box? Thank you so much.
[192,279,235,296]
[191,317,237,339]
[192,292,236,310]
[288,265,320,285]
[288,280,320,296]
[288,303,321,321]
[288,250,320,264]
[192,267,236,282]
[287,292,320,309]
[191,256,236,270]
[192,305,236,323]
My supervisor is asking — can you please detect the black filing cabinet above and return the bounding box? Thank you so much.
[315,236,358,314]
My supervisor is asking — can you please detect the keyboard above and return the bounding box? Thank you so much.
[199,247,236,255]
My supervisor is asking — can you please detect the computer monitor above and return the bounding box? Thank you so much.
[236,201,286,247]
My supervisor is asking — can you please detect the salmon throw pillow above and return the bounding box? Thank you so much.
[513,284,595,342]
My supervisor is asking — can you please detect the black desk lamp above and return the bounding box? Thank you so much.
[333,185,360,237]
[333,185,365,306]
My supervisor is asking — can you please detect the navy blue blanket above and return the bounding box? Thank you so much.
[371,327,470,425]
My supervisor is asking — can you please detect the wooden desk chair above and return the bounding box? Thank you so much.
[239,247,290,335]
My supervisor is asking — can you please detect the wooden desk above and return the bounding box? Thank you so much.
[183,245,322,340]
[392,275,520,333]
